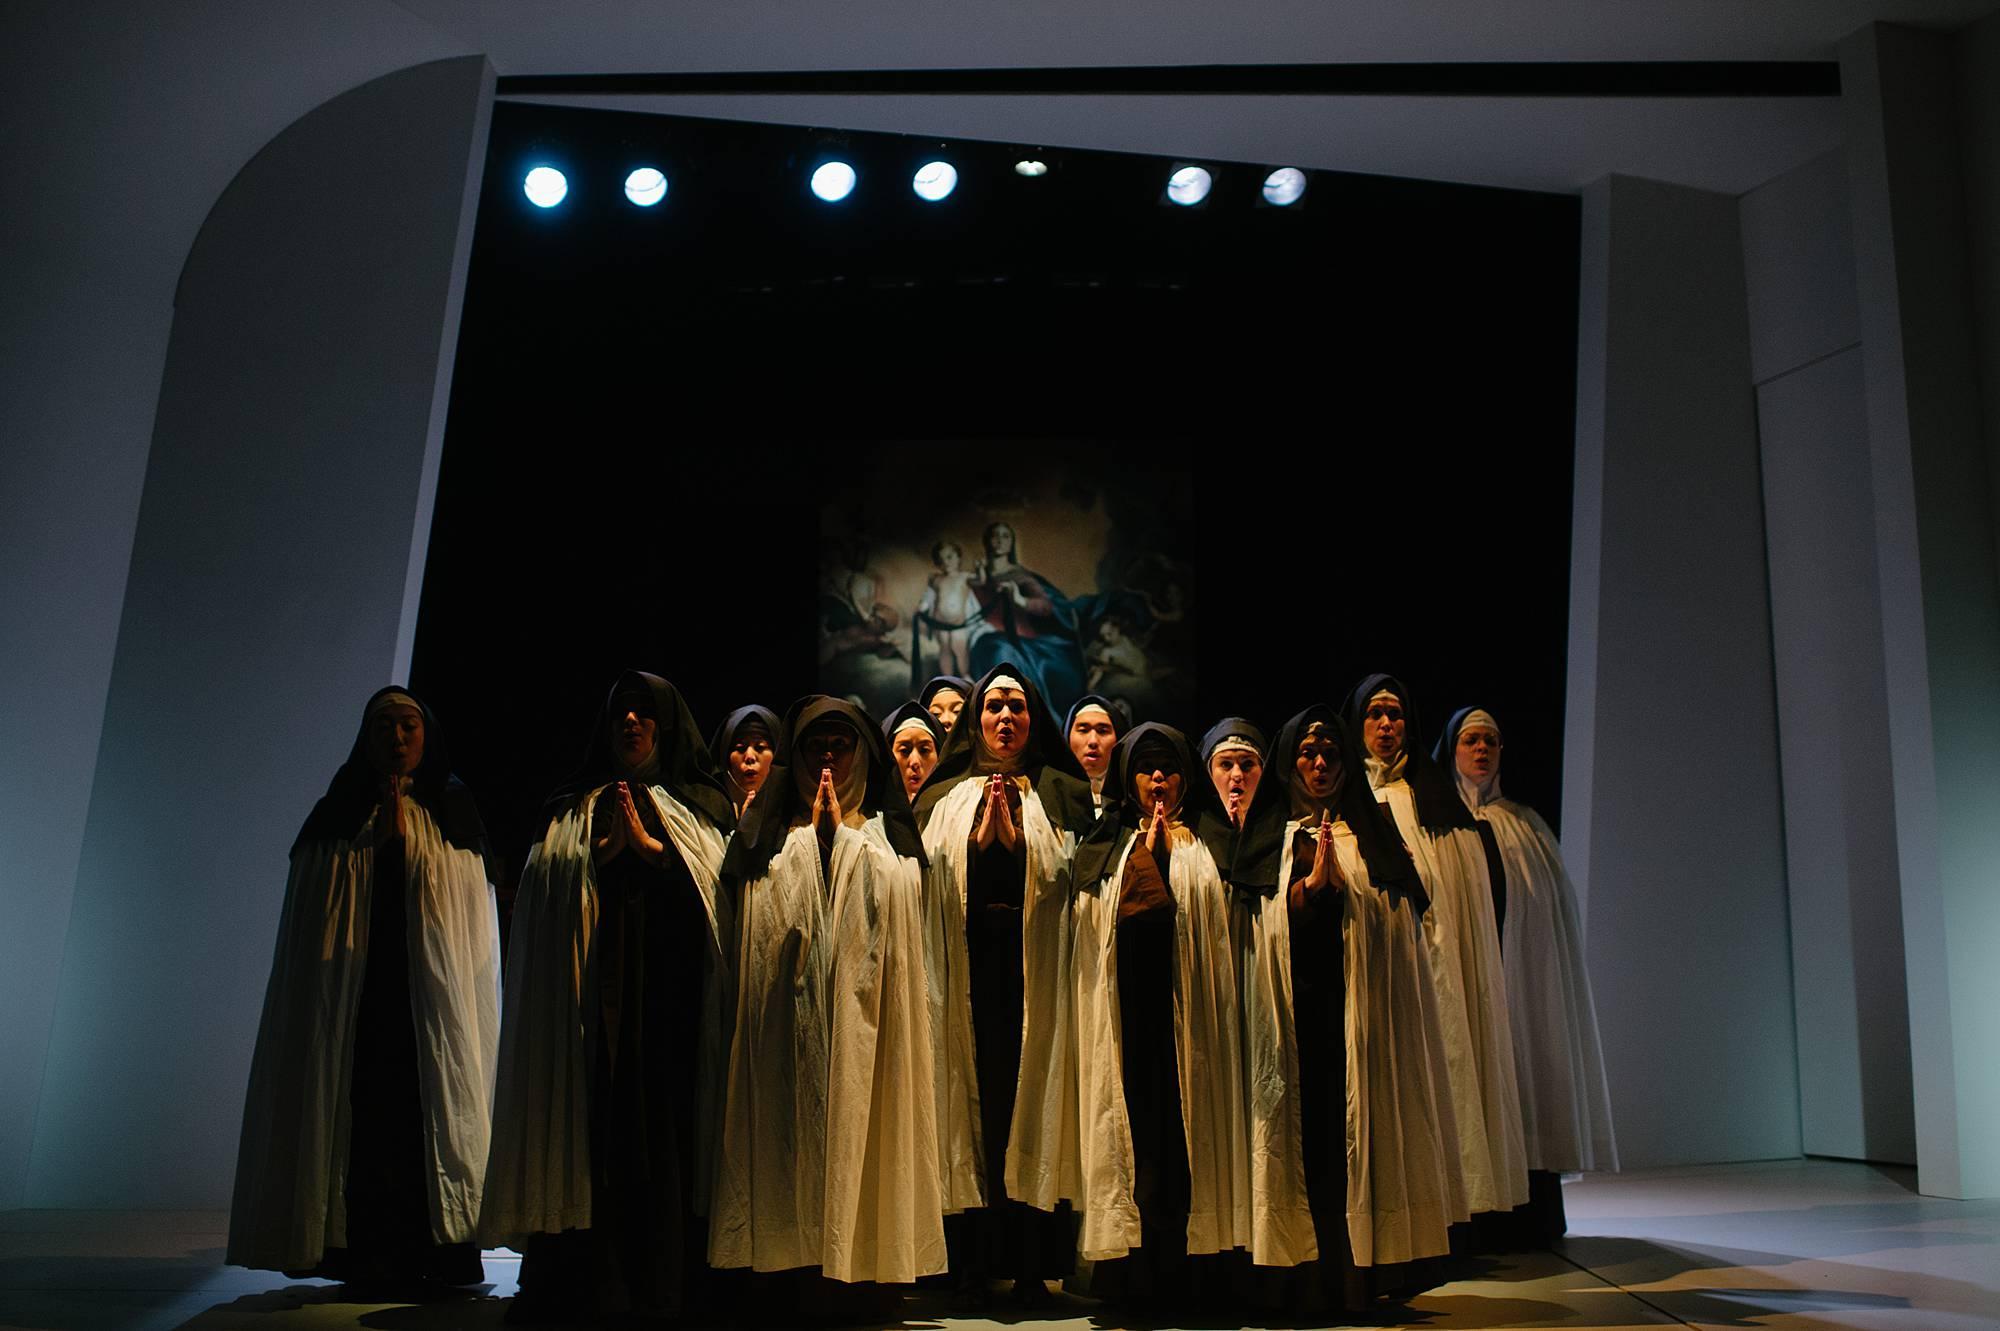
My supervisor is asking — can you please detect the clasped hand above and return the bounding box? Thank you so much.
[812,766,843,843]
[594,781,666,866]
[1295,811,1346,902]
[974,773,1021,851]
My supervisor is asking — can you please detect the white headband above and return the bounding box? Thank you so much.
[986,674,1026,695]
[893,715,937,739]
[1073,703,1112,725]
[1211,735,1262,760]
[1367,688,1401,710]
[1460,709,1502,740]
[366,690,421,722]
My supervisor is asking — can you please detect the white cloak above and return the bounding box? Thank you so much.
[709,818,946,1281]
[1279,818,1458,1267]
[1229,870,1319,1268]
[479,783,729,1246]
[1470,798,1618,1173]
[1071,832,1251,1262]
[709,822,838,1273]
[920,776,1080,1214]
[821,816,948,1282]
[228,802,501,1271]
[1372,779,1529,1216]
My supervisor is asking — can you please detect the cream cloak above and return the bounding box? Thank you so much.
[478,783,729,1246]
[1467,796,1617,1173]
[1229,865,1319,1268]
[1370,776,1529,1216]
[1279,817,1458,1267]
[919,776,1080,1215]
[1071,831,1251,1262]
[708,817,946,1282]
[228,802,502,1271]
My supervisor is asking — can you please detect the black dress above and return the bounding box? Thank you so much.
[515,792,711,1320]
[947,828,1077,1287]
[317,830,485,1287]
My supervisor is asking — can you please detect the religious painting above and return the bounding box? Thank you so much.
[819,443,1195,726]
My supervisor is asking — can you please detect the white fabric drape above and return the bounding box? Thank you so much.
[1278,818,1457,1267]
[709,823,838,1273]
[709,818,947,1282]
[919,777,1080,1214]
[1070,833,1251,1262]
[1371,778,1529,1216]
[1229,875,1318,1267]
[821,816,948,1282]
[479,784,729,1246]
[228,803,501,1271]
[1469,798,1617,1174]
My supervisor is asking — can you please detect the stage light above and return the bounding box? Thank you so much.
[523,166,568,208]
[912,160,958,202]
[624,167,667,207]
[1262,167,1307,207]
[811,161,858,202]
[1166,166,1212,207]
[1014,159,1049,177]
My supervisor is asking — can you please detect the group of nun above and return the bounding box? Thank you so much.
[226,664,1616,1325]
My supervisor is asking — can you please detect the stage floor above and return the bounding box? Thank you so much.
[2,1160,1994,1331]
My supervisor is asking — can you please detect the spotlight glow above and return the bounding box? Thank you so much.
[523,166,568,208]
[1014,159,1049,177]
[811,161,857,202]
[624,167,667,206]
[912,160,958,202]
[1262,167,1307,207]
[1166,166,1213,207]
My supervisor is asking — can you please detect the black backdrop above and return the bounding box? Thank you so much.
[409,102,1580,886]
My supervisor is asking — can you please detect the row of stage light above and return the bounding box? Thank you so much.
[520,159,1311,209]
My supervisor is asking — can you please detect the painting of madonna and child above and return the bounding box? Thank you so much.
[818,445,1194,729]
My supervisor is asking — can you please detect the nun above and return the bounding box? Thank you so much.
[911,663,1093,1305]
[1437,707,1617,1241]
[1063,694,1127,815]
[1068,723,1250,1307]
[710,704,781,819]
[1230,707,1459,1309]
[228,687,501,1288]
[481,672,734,1324]
[918,674,973,736]
[708,696,945,1293]
[1345,674,1528,1229]
[1199,717,1267,831]
[883,701,945,802]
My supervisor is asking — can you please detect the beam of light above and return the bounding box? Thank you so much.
[913,160,959,202]
[624,167,667,206]
[811,161,858,202]
[1167,166,1212,207]
[1262,167,1307,206]
[523,166,568,208]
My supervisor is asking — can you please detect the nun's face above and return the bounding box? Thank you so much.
[1069,713,1117,777]
[1133,763,1184,818]
[1362,697,1406,761]
[980,687,1030,762]
[1209,748,1262,810]
[892,729,939,798]
[367,705,425,777]
[613,701,657,770]
[799,721,860,789]
[1455,726,1502,785]
[928,688,965,731]
[728,728,775,796]
[1295,732,1344,802]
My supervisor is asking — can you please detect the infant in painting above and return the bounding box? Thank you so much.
[921,541,977,677]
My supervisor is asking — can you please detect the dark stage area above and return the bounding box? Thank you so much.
[410,101,1581,878]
